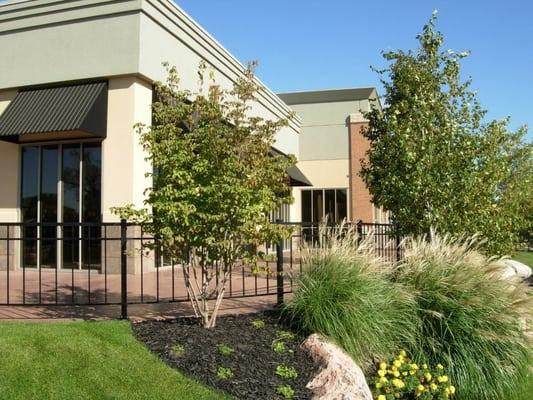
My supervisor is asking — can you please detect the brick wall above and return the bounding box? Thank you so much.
[349,113,374,222]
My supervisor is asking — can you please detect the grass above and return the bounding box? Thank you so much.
[0,321,228,400]
[396,234,533,400]
[513,251,533,268]
[284,224,418,368]
[511,373,533,400]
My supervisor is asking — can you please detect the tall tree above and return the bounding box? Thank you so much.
[361,12,532,255]
[114,62,295,328]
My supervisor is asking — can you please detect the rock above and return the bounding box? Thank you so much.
[302,334,373,400]
[500,259,532,280]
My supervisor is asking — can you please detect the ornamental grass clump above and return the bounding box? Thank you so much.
[396,233,533,400]
[284,224,418,367]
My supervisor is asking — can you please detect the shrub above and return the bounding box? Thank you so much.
[283,224,418,368]
[276,384,295,399]
[370,350,455,400]
[170,343,185,356]
[217,344,235,356]
[251,319,266,329]
[272,341,287,353]
[216,367,234,380]
[395,234,533,400]
[275,364,298,380]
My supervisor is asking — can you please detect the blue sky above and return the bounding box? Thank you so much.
[178,0,532,140]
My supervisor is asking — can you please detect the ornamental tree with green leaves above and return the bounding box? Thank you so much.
[113,62,295,328]
[361,13,532,255]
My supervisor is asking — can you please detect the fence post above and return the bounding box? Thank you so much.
[120,219,128,320]
[356,219,363,245]
[276,219,284,307]
[396,233,402,263]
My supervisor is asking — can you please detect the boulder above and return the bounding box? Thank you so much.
[302,334,373,400]
[500,259,532,280]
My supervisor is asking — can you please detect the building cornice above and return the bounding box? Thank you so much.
[0,0,300,132]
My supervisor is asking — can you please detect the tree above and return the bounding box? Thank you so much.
[114,62,295,328]
[361,12,532,255]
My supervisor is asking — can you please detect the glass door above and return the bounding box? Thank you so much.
[21,142,102,270]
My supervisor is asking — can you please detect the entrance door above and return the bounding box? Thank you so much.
[20,142,102,270]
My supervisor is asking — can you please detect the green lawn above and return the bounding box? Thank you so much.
[0,321,228,400]
[513,251,533,268]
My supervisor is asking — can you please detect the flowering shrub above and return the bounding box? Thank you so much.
[370,350,455,400]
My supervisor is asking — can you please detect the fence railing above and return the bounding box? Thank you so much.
[0,220,401,317]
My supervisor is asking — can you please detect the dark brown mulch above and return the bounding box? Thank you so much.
[132,310,317,400]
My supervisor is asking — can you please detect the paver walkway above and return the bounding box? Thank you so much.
[0,293,288,322]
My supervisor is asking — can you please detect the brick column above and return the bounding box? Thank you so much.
[349,112,373,222]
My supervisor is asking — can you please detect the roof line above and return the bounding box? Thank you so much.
[276,87,376,95]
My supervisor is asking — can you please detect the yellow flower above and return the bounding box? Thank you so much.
[409,370,416,375]
[422,363,428,370]
[391,365,397,372]
[393,360,402,368]
[378,370,386,377]
[438,375,449,383]
[379,362,387,370]
[430,383,438,391]
[377,396,386,400]
[437,363,444,370]
[393,370,400,377]
[399,350,407,357]
[375,382,382,389]
[410,363,419,370]
[424,372,432,381]
[402,372,408,376]
[392,379,405,389]
[416,384,425,393]
[379,377,388,384]
[449,385,456,394]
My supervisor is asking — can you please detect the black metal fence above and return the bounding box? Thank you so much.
[0,220,401,317]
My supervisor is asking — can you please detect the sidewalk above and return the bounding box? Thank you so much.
[0,294,288,322]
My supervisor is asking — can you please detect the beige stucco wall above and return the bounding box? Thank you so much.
[296,159,350,188]
[0,89,19,222]
[102,76,152,223]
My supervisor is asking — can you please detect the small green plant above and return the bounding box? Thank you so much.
[251,319,266,329]
[275,364,298,380]
[170,343,185,356]
[272,341,287,353]
[216,367,234,380]
[276,384,295,399]
[276,330,295,341]
[217,344,235,356]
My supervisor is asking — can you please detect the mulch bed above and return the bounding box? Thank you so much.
[132,311,318,399]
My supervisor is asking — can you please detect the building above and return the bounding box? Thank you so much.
[0,0,305,272]
[278,88,388,225]
[0,0,385,277]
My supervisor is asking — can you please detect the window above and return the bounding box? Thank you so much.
[20,142,102,269]
[271,203,290,223]
[301,188,348,224]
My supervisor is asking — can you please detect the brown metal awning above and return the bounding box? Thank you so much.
[270,147,312,187]
[287,165,312,186]
[0,81,108,143]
